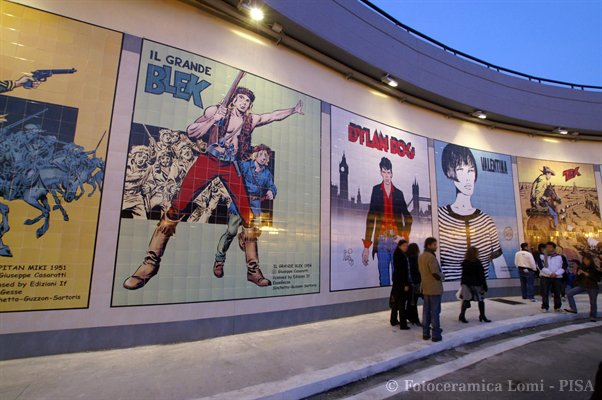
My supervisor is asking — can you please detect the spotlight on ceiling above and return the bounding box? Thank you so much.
[471,110,487,119]
[238,1,264,21]
[249,6,264,21]
[553,127,569,135]
[381,74,398,87]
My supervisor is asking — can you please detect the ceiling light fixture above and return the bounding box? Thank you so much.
[471,110,487,119]
[249,6,264,21]
[238,1,264,21]
[381,74,398,87]
[553,127,569,135]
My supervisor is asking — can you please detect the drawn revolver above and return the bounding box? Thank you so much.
[24,68,77,88]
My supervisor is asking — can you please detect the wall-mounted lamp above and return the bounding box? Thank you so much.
[238,0,264,21]
[249,7,264,21]
[381,74,398,87]
[471,110,487,119]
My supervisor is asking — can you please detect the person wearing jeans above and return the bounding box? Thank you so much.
[565,254,601,321]
[515,243,537,301]
[419,237,444,342]
[377,236,398,287]
[362,157,413,287]
[540,241,565,312]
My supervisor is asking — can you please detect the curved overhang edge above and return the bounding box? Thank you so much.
[259,0,602,137]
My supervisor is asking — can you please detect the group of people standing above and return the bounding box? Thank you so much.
[515,241,601,321]
[390,237,490,342]
[389,237,600,343]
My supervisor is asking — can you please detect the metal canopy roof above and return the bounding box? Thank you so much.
[195,0,602,141]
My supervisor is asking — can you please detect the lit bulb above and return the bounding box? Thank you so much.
[249,7,264,21]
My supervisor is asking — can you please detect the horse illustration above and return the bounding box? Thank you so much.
[525,184,563,248]
[0,152,104,257]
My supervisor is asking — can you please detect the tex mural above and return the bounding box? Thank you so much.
[111,40,320,306]
[518,158,601,266]
[434,142,518,281]
[0,2,121,312]
[330,107,432,291]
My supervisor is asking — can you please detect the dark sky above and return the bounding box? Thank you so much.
[369,0,602,86]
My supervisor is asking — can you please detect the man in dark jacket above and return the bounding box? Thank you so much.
[391,239,411,330]
[362,157,413,286]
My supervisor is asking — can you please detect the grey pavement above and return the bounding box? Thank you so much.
[396,325,602,400]
[0,295,598,400]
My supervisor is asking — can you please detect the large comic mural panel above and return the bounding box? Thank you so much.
[0,2,121,311]
[111,40,320,306]
[518,158,602,266]
[434,142,518,281]
[330,107,432,291]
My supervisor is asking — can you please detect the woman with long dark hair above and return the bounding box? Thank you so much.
[406,243,422,326]
[459,246,491,323]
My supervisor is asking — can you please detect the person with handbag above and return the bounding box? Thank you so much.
[406,243,422,326]
[391,240,411,330]
[564,254,601,322]
[458,246,491,323]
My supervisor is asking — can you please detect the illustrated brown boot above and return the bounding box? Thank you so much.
[213,260,225,278]
[247,265,271,287]
[123,212,179,290]
[238,226,260,265]
[239,226,271,287]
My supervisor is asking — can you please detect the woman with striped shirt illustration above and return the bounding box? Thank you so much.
[437,144,510,281]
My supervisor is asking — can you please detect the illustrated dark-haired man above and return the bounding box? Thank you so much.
[362,157,413,286]
[123,86,303,290]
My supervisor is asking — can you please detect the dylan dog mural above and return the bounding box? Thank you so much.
[0,2,121,312]
[518,158,602,267]
[111,40,320,306]
[330,107,432,291]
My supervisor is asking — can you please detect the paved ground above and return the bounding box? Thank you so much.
[0,295,598,400]
[398,326,602,400]
[312,322,601,400]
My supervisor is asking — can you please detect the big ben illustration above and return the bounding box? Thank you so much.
[339,153,349,201]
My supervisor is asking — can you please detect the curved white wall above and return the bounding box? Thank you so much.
[2,0,601,338]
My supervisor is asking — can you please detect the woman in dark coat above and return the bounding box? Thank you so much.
[406,243,421,326]
[391,239,411,330]
[459,246,491,323]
